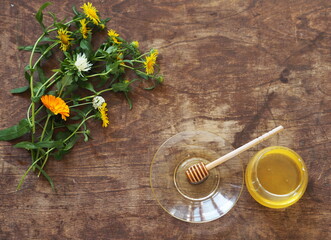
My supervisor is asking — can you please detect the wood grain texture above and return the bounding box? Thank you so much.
[0,0,330,239]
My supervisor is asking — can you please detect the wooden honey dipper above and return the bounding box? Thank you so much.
[185,126,284,184]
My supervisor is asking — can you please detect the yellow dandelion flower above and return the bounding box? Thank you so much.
[107,29,119,38]
[99,102,109,127]
[144,50,158,75]
[57,28,74,51]
[80,19,90,39]
[81,2,101,25]
[131,41,139,48]
[107,29,122,44]
[41,95,70,120]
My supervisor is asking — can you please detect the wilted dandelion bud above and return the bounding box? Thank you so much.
[92,96,105,109]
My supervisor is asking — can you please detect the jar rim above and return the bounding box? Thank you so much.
[253,146,306,197]
[245,146,309,208]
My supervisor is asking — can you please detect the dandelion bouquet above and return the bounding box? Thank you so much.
[0,2,163,190]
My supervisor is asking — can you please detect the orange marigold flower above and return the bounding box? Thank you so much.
[41,95,70,120]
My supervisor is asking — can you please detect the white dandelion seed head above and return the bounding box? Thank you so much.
[92,96,105,109]
[74,53,92,73]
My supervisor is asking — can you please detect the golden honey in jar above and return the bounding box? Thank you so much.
[245,146,308,208]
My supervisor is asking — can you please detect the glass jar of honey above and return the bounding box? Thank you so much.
[245,146,308,208]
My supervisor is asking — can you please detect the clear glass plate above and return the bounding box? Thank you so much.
[150,131,244,223]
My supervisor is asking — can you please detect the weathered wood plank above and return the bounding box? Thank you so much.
[0,0,330,239]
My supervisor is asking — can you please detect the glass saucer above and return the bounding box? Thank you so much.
[150,131,243,223]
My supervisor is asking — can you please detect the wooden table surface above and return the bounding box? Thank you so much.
[1,0,330,239]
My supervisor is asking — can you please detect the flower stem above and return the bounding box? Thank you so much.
[35,114,51,177]
[58,84,66,97]
[40,114,51,141]
[131,59,144,64]
[37,72,61,96]
[96,87,113,96]
[17,113,94,191]
[30,81,36,134]
[17,147,54,191]
[123,64,148,76]
[32,42,59,70]
[28,31,48,134]
[64,113,94,142]
[29,33,46,69]
[76,88,113,102]
[86,68,113,78]
[69,102,92,108]
[47,19,75,32]
[37,153,49,178]
[135,51,150,60]
[76,95,94,102]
